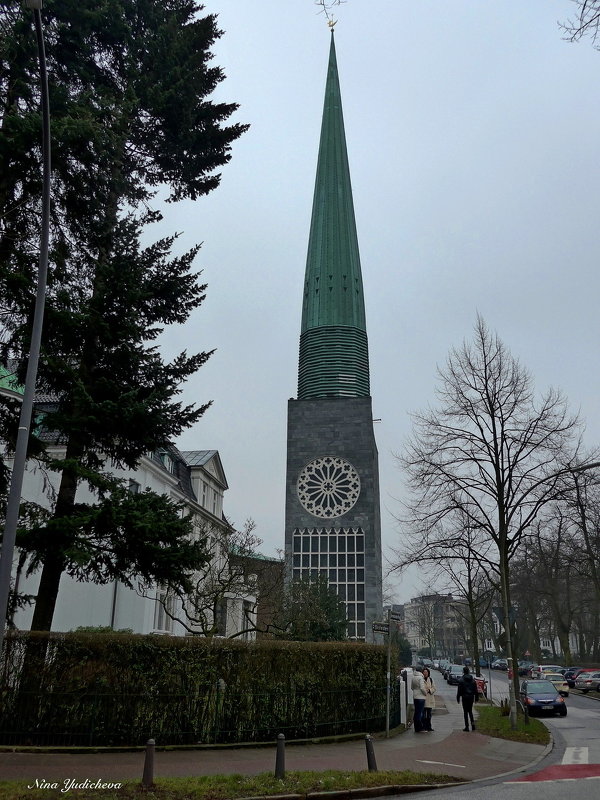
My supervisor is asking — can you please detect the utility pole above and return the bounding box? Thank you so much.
[385,606,392,737]
[0,0,50,656]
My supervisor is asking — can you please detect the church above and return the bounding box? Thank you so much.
[284,31,383,641]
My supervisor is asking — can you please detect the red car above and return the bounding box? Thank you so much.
[475,675,488,698]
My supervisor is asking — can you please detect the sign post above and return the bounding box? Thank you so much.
[372,621,389,634]
[484,650,493,703]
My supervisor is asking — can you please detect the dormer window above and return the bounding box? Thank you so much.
[159,451,175,473]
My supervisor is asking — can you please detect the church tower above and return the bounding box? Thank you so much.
[284,31,382,641]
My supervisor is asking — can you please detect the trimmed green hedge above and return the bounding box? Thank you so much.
[0,632,399,746]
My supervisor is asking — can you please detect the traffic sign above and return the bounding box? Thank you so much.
[372,622,389,633]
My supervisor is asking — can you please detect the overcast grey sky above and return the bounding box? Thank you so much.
[154,0,600,602]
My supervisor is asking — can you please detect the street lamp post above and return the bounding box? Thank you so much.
[0,0,51,657]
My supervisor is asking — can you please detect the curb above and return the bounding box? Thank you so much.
[0,731,404,756]
[466,731,554,786]
[0,727,411,755]
[229,784,469,800]
[571,689,600,701]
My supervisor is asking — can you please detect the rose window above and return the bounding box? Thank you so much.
[297,457,360,518]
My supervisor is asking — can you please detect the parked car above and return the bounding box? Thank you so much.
[563,667,584,687]
[442,663,455,679]
[518,661,534,676]
[491,659,508,670]
[567,668,597,688]
[574,671,600,693]
[475,675,488,698]
[519,679,567,716]
[543,672,569,697]
[446,665,464,685]
[530,664,564,679]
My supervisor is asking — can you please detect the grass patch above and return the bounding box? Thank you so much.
[0,769,464,800]
[475,705,550,745]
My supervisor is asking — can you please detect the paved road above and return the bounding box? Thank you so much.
[421,669,600,799]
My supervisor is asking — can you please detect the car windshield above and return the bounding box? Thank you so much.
[544,674,564,680]
[579,672,600,679]
[526,681,556,693]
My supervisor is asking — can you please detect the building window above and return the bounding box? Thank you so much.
[215,598,228,636]
[159,451,175,473]
[292,526,365,639]
[240,600,253,641]
[129,479,141,494]
[154,590,174,633]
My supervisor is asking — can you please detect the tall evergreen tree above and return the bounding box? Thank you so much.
[0,0,248,629]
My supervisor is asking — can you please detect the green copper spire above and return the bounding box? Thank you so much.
[298,33,370,400]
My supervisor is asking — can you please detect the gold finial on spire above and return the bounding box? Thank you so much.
[315,1,345,29]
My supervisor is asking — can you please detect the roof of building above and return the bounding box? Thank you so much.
[181,450,218,467]
[181,450,228,491]
[297,33,370,400]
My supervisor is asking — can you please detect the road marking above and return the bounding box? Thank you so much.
[562,747,589,765]
[509,764,600,782]
[417,759,466,769]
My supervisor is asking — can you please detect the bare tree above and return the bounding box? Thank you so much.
[393,507,496,674]
[562,470,600,658]
[143,519,279,639]
[399,316,587,725]
[561,1,600,47]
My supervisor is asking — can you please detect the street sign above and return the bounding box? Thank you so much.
[390,613,403,622]
[372,622,389,633]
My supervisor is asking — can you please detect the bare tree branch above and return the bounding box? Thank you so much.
[561,1,600,47]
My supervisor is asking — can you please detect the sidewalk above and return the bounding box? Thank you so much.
[0,697,548,785]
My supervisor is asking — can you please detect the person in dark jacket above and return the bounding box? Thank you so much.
[457,666,480,731]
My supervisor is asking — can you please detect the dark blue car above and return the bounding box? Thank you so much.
[520,680,567,716]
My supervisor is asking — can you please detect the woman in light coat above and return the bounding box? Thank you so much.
[411,669,427,733]
[422,667,436,732]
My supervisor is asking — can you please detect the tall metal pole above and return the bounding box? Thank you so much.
[0,0,50,657]
[385,606,391,737]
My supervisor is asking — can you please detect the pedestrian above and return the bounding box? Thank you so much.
[457,665,480,731]
[411,668,427,733]
[422,667,436,731]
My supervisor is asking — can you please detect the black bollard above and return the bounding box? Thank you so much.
[142,738,155,788]
[274,733,285,779]
[365,734,378,772]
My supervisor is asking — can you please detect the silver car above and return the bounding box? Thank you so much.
[574,671,600,693]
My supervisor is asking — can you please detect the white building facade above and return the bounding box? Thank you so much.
[2,368,255,638]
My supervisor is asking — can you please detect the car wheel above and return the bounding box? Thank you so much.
[581,689,589,694]
[559,707,567,717]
